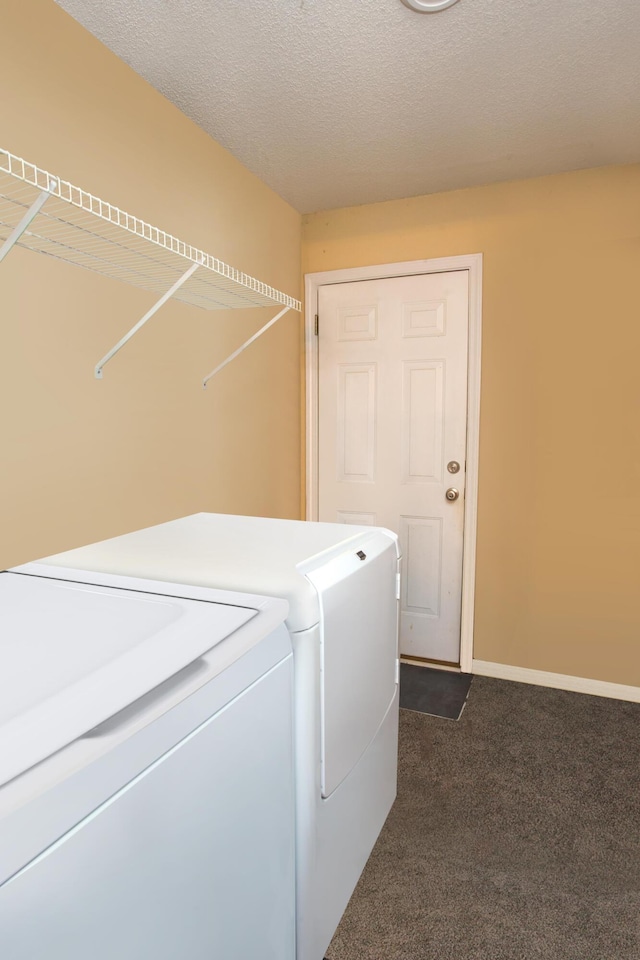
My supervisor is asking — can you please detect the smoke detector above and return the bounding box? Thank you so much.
[401,0,460,11]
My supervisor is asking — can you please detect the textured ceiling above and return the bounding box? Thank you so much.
[55,0,640,213]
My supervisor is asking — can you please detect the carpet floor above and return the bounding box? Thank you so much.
[326,676,640,960]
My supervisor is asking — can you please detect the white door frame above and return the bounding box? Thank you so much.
[305,254,482,673]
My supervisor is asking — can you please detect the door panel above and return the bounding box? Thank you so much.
[318,272,469,663]
[337,363,377,482]
[401,360,444,483]
[400,514,443,617]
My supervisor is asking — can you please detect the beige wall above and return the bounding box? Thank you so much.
[1,0,302,568]
[4,3,639,688]
[303,165,640,686]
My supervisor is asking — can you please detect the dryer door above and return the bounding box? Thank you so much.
[303,532,399,798]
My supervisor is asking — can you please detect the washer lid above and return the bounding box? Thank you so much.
[0,572,257,787]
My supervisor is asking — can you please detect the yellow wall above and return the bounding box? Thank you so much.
[4,2,638,688]
[0,0,302,568]
[303,165,640,686]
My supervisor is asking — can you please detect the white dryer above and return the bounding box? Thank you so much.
[0,568,295,960]
[18,513,401,960]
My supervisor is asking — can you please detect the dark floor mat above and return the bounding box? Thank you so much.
[399,662,472,719]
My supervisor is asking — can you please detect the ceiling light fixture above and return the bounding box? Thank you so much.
[401,0,460,11]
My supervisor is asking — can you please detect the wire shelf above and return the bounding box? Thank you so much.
[0,148,301,312]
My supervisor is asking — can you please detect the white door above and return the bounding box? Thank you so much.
[317,271,469,663]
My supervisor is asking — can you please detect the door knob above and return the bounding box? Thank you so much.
[447,461,460,474]
[445,487,459,502]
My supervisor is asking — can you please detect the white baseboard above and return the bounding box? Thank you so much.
[472,660,640,704]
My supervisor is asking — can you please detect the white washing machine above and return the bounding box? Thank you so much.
[0,568,295,960]
[17,513,401,960]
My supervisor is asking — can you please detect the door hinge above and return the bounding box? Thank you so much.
[314,314,319,336]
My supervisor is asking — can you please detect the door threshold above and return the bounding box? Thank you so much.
[400,656,461,674]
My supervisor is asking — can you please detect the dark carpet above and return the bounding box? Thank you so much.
[400,663,473,720]
[326,677,640,960]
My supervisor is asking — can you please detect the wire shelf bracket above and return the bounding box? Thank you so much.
[95,260,201,379]
[0,147,301,383]
[0,178,57,263]
[202,306,290,388]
